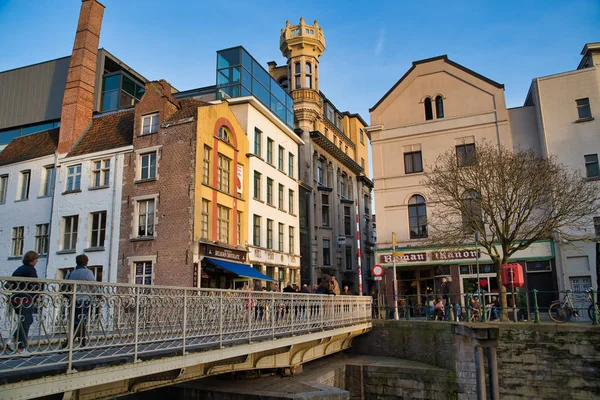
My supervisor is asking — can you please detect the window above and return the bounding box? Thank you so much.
[317,159,324,184]
[142,113,159,135]
[218,126,230,143]
[461,190,482,231]
[278,146,284,171]
[456,143,476,167]
[92,159,110,188]
[134,261,153,285]
[267,219,273,249]
[203,146,211,185]
[322,194,330,227]
[217,155,231,193]
[253,215,261,246]
[526,260,552,273]
[278,223,284,251]
[424,98,433,121]
[288,153,294,178]
[201,199,209,239]
[42,166,54,196]
[278,184,284,209]
[140,152,157,180]
[347,179,353,201]
[294,62,301,89]
[404,151,423,174]
[360,129,364,144]
[254,128,262,157]
[345,247,353,271]
[11,227,24,257]
[323,239,331,266]
[66,164,82,191]
[267,178,273,205]
[289,189,294,214]
[35,224,49,255]
[18,170,30,200]
[267,138,274,164]
[408,195,427,239]
[576,98,592,120]
[326,104,334,122]
[137,199,155,238]
[435,96,444,118]
[0,174,7,203]
[254,171,262,200]
[237,211,242,245]
[305,62,312,89]
[289,226,295,254]
[63,215,79,250]
[585,154,599,178]
[361,158,365,170]
[594,217,600,239]
[89,211,107,248]
[217,205,230,243]
[344,206,352,235]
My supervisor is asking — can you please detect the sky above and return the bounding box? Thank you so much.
[0,0,599,200]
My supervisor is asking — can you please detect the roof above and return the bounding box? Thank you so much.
[0,128,59,166]
[68,109,134,157]
[166,99,210,122]
[369,55,504,112]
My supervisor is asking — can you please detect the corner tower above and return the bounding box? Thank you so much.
[279,18,326,131]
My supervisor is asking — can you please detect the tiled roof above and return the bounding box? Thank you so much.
[68,109,134,157]
[166,99,209,122]
[0,128,59,166]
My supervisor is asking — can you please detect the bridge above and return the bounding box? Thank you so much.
[0,277,372,400]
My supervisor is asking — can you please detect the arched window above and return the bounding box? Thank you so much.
[435,96,444,118]
[408,195,428,239]
[218,126,230,143]
[424,98,433,121]
[461,190,481,232]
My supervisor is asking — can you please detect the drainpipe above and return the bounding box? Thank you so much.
[107,153,120,283]
[45,151,59,279]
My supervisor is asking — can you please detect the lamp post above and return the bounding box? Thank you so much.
[392,232,399,320]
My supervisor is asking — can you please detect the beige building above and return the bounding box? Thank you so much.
[268,19,374,293]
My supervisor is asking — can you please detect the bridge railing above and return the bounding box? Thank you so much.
[0,277,372,374]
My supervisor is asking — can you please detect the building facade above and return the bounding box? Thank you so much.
[268,19,374,293]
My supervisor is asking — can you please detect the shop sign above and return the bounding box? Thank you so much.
[193,263,199,287]
[431,249,479,261]
[203,244,247,262]
[237,164,243,195]
[379,252,426,263]
[337,235,346,245]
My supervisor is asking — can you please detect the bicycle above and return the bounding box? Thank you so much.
[548,289,600,323]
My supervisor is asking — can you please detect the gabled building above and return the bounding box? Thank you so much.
[0,130,58,277]
[267,19,374,293]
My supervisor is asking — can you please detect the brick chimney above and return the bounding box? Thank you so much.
[58,0,105,154]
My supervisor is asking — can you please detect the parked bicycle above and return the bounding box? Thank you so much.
[548,289,600,323]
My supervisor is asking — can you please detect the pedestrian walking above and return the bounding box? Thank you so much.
[8,251,40,353]
[62,254,96,348]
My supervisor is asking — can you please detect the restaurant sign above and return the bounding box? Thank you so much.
[431,249,480,261]
[202,244,247,263]
[379,249,479,264]
[380,252,427,263]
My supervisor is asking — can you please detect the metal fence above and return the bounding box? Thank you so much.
[0,277,372,375]
[371,289,600,325]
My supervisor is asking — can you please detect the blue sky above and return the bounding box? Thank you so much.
[1,0,599,121]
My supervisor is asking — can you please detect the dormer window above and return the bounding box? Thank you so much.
[218,126,230,143]
[142,113,159,135]
[435,96,444,119]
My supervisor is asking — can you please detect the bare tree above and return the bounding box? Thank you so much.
[424,141,600,320]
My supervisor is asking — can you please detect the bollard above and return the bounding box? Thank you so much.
[406,303,411,320]
[480,291,486,322]
[533,289,540,323]
[466,293,472,322]
[592,289,599,326]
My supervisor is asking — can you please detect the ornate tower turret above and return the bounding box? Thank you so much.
[280,18,326,131]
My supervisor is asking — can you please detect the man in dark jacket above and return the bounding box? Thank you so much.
[62,254,96,348]
[9,251,39,352]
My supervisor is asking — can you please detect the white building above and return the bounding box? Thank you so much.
[229,97,304,288]
[0,130,58,277]
[46,110,133,282]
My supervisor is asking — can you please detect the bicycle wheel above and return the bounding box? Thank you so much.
[588,303,600,321]
[548,301,571,323]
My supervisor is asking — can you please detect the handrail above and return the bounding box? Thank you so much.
[0,276,371,376]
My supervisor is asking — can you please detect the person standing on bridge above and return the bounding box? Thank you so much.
[8,251,40,353]
[62,255,96,348]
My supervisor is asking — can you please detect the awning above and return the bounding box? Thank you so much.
[204,257,277,282]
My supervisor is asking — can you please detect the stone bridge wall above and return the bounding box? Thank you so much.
[351,321,600,399]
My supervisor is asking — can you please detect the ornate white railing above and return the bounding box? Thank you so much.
[0,277,371,376]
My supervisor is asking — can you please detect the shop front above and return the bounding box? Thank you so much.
[376,240,556,312]
[197,243,275,289]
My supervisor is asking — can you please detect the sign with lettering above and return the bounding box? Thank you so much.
[202,244,247,263]
[431,249,479,261]
[379,252,427,264]
[237,165,243,195]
